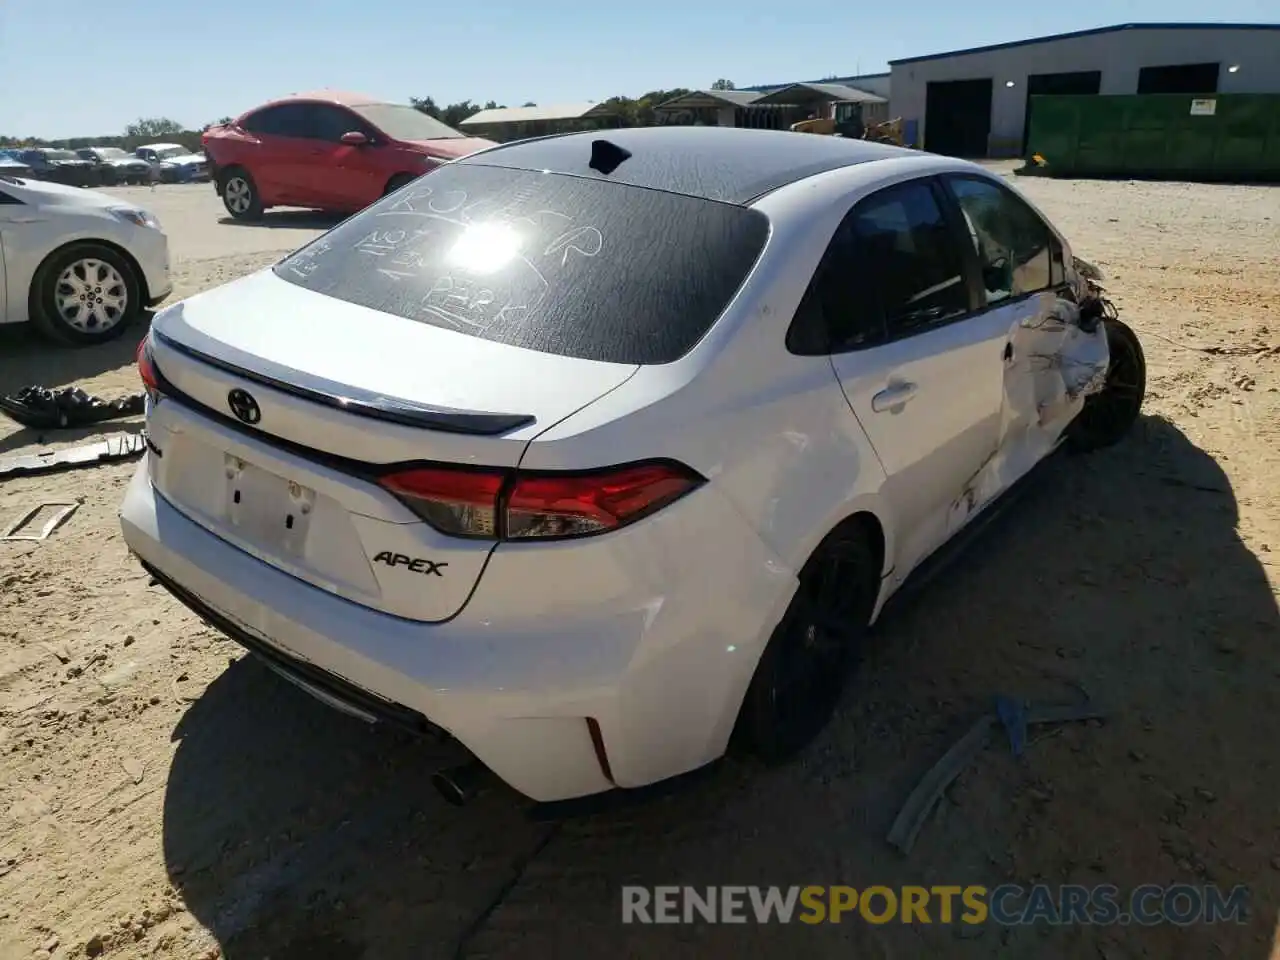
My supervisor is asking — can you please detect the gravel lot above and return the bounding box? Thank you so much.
[1,173,1278,960]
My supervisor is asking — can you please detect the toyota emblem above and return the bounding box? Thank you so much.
[227,388,261,425]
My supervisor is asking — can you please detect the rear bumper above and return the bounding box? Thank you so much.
[120,461,795,803]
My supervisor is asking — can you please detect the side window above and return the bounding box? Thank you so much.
[789,179,971,354]
[240,107,276,135]
[946,176,1062,305]
[305,105,362,142]
[243,104,309,139]
[0,191,22,205]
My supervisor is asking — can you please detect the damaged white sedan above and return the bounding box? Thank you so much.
[120,128,1144,805]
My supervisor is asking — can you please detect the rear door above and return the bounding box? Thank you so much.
[938,173,1079,492]
[240,104,318,204]
[822,177,1009,581]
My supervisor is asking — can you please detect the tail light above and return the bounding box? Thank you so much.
[136,333,162,395]
[377,461,704,541]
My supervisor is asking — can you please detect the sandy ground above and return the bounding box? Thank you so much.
[1,173,1278,960]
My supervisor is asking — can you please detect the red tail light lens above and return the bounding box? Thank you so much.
[136,333,161,393]
[506,463,701,539]
[377,461,703,541]
[378,467,504,538]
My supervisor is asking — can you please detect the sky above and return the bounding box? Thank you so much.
[1,0,1276,139]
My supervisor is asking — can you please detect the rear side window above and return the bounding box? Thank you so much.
[795,179,969,353]
[273,164,769,365]
[243,104,309,139]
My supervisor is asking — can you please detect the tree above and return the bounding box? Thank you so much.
[710,78,735,90]
[522,101,537,107]
[124,117,185,140]
[605,88,693,127]
[410,96,440,118]
[411,96,505,127]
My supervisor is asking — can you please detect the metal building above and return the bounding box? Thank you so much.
[888,23,1280,158]
[458,103,621,142]
[655,76,890,130]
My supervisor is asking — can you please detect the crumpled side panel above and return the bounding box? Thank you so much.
[945,293,1110,535]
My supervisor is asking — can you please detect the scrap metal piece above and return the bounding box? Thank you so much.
[0,432,147,480]
[2,501,79,541]
[887,715,997,856]
[886,699,1106,855]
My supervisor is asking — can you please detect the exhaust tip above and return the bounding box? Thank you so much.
[432,761,484,806]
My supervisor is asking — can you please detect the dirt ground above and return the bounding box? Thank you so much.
[1,172,1278,960]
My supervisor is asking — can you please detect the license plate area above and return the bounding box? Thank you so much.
[224,453,315,556]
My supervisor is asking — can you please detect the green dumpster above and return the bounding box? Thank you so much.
[1025,93,1280,181]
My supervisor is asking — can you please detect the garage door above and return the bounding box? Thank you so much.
[925,79,994,158]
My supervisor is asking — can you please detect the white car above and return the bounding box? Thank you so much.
[119,128,1144,805]
[135,143,209,183]
[0,172,172,345]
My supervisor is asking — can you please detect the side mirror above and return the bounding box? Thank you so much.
[340,131,369,146]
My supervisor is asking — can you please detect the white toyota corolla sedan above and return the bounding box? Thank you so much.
[0,173,172,345]
[120,127,1144,805]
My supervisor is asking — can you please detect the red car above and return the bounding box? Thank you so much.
[201,91,496,220]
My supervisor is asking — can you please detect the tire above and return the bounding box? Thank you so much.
[220,167,263,220]
[1066,317,1146,452]
[29,242,143,347]
[383,173,417,197]
[736,526,880,763]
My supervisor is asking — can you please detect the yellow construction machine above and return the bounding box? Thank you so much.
[790,101,905,145]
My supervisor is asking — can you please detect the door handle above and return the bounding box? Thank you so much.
[871,381,918,413]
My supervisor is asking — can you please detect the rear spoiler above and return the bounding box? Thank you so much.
[151,328,536,436]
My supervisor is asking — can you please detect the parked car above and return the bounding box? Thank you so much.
[121,128,1144,806]
[18,148,99,187]
[0,150,32,177]
[0,174,171,344]
[135,143,209,183]
[77,147,151,185]
[201,90,495,220]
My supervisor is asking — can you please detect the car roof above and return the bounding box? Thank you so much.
[266,89,384,109]
[459,126,914,205]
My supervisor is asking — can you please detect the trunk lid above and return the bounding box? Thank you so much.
[145,269,637,621]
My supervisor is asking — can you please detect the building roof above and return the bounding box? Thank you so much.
[740,72,890,93]
[459,102,617,126]
[459,126,910,204]
[889,22,1280,65]
[654,89,764,111]
[751,82,887,105]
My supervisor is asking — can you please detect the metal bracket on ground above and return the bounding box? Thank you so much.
[0,432,147,481]
[886,698,1106,856]
[1,502,80,541]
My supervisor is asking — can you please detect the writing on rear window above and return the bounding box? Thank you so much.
[373,185,606,334]
[273,163,769,365]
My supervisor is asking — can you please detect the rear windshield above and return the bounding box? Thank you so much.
[273,163,770,365]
